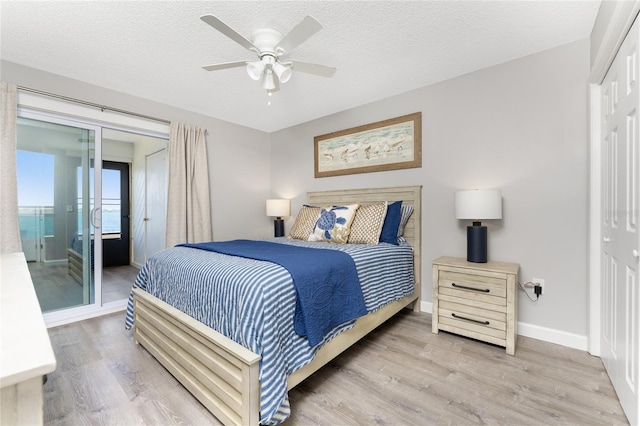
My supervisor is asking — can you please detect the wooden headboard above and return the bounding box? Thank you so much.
[306,185,422,303]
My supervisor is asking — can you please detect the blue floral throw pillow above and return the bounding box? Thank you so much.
[308,204,359,244]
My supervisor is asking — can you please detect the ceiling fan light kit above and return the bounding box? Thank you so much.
[273,62,292,83]
[246,60,265,81]
[261,68,276,90]
[200,14,336,93]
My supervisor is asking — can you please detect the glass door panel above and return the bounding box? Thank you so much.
[102,161,130,267]
[16,113,101,313]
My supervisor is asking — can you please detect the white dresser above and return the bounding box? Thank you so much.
[1,252,56,425]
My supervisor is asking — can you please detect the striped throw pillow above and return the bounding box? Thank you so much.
[398,204,414,238]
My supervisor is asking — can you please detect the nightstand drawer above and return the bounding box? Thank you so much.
[438,315,507,345]
[439,270,507,298]
[438,284,506,308]
[439,299,506,331]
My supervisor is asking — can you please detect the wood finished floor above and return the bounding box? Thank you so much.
[44,310,629,426]
[29,262,139,312]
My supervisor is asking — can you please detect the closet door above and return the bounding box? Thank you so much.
[600,16,640,426]
[144,149,167,259]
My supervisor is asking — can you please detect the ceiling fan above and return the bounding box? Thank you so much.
[200,15,336,92]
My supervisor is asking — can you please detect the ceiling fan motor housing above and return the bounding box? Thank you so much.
[251,28,284,55]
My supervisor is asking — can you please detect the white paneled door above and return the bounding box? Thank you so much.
[145,149,167,260]
[601,16,640,426]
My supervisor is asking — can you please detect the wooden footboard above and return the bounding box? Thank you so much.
[133,288,260,426]
[133,287,418,425]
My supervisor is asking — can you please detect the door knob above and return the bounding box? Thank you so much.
[603,237,611,243]
[633,249,639,259]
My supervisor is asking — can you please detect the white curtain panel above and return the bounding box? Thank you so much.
[0,82,22,254]
[165,122,212,247]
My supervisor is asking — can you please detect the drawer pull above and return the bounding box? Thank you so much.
[452,313,490,325]
[451,283,490,293]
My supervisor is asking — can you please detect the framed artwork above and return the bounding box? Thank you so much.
[314,112,422,178]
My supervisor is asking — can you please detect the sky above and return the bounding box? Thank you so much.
[17,150,54,206]
[17,150,120,207]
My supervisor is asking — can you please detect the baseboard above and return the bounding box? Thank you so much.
[131,261,144,270]
[43,259,68,266]
[421,300,433,314]
[419,301,588,352]
[516,322,588,351]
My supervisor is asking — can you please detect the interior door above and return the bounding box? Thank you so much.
[145,149,167,259]
[600,16,640,426]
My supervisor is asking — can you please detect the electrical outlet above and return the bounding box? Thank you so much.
[532,278,545,295]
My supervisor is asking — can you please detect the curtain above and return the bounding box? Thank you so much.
[165,122,212,247]
[0,81,22,253]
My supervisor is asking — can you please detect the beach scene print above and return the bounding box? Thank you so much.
[315,113,420,177]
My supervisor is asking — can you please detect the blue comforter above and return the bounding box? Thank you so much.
[180,240,367,346]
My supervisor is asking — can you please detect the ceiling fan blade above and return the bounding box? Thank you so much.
[289,60,336,78]
[200,15,258,52]
[202,61,247,72]
[276,15,322,55]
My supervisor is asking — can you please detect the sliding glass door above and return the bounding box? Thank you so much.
[15,102,168,325]
[16,111,102,313]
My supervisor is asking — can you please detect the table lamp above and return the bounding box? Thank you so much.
[266,199,290,237]
[455,189,502,263]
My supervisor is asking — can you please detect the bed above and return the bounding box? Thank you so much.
[126,185,422,425]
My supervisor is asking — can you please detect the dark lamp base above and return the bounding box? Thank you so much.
[274,218,285,237]
[467,224,488,263]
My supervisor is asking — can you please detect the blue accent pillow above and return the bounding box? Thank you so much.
[379,201,402,245]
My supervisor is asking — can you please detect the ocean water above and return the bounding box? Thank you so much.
[99,209,121,233]
[18,207,121,238]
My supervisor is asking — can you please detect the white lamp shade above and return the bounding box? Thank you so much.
[246,61,265,81]
[266,199,290,217]
[261,69,276,90]
[455,189,502,220]
[273,62,292,83]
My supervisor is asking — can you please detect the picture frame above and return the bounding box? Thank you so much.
[314,112,422,178]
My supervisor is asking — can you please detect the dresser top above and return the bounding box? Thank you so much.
[433,256,519,275]
[1,252,57,387]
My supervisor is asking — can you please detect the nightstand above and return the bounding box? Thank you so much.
[432,256,519,355]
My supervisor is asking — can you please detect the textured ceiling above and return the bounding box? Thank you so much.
[1,1,600,133]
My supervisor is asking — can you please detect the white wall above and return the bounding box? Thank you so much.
[270,39,590,343]
[1,60,272,242]
[590,1,616,67]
